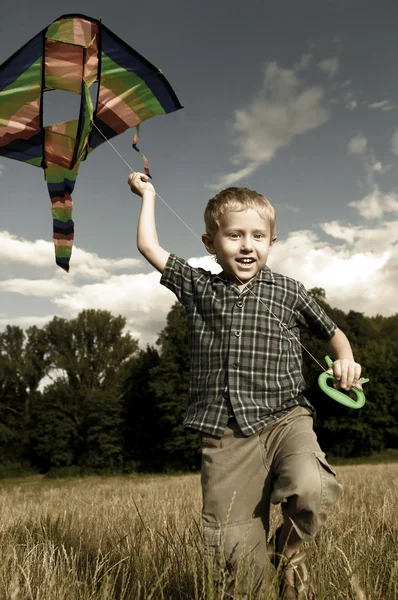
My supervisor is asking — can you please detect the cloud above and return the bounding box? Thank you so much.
[346,100,357,111]
[347,138,392,186]
[0,277,73,296]
[0,163,5,176]
[209,58,329,189]
[269,222,397,318]
[368,100,394,112]
[0,315,55,328]
[348,134,367,155]
[0,231,141,278]
[295,53,312,70]
[2,219,398,349]
[343,91,357,111]
[391,129,398,156]
[349,186,398,219]
[318,57,339,77]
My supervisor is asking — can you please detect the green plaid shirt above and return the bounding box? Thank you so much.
[161,254,336,437]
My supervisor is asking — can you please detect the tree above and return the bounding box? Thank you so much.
[0,325,48,464]
[34,309,139,471]
[122,345,161,470]
[150,302,201,470]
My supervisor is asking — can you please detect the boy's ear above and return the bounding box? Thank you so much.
[202,234,215,254]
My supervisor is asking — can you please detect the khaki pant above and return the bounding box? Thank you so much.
[201,406,343,596]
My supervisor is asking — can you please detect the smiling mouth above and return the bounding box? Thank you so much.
[236,258,255,265]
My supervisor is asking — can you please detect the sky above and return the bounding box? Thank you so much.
[1,0,398,348]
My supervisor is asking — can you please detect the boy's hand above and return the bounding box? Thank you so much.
[128,172,155,197]
[331,359,362,391]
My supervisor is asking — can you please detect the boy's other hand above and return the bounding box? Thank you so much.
[128,172,155,197]
[331,359,362,391]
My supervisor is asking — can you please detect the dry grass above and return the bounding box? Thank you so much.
[0,463,397,599]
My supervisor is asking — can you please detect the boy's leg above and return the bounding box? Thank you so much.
[201,418,272,597]
[266,406,343,590]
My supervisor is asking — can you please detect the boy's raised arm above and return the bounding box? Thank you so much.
[128,172,170,273]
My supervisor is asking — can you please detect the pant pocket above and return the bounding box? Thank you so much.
[314,451,337,476]
[314,451,343,516]
[203,522,224,582]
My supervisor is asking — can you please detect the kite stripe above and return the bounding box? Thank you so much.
[0,13,182,271]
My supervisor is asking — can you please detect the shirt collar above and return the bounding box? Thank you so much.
[212,265,276,286]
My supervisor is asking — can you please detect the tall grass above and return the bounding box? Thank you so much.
[0,463,397,599]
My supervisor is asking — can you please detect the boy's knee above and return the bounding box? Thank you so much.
[274,452,343,538]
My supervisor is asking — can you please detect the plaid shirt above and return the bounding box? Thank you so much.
[161,254,336,437]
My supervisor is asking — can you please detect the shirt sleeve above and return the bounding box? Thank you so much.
[297,283,337,341]
[160,254,197,307]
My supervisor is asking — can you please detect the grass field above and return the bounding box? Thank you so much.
[0,462,397,599]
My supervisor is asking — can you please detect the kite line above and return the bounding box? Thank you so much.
[93,121,369,407]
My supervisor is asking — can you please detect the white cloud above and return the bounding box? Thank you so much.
[0,163,5,176]
[391,129,398,156]
[295,53,312,70]
[346,100,357,111]
[349,186,398,219]
[318,57,339,77]
[321,219,398,253]
[368,100,394,112]
[343,91,357,111]
[0,231,141,278]
[0,315,55,328]
[2,220,398,350]
[0,277,73,296]
[269,223,397,318]
[348,134,367,155]
[348,139,392,187]
[210,58,329,188]
[209,164,258,190]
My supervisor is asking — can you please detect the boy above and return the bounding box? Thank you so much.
[128,173,362,599]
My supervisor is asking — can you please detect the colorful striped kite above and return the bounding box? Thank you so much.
[0,14,182,271]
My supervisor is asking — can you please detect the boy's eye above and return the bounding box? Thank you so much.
[229,233,240,239]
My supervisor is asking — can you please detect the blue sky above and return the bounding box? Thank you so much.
[1,0,398,346]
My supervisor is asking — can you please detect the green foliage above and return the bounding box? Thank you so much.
[149,303,201,471]
[303,291,398,457]
[29,382,79,471]
[122,345,161,470]
[29,310,138,472]
[0,325,48,463]
[0,296,397,474]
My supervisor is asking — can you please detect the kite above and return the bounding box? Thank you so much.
[0,14,182,271]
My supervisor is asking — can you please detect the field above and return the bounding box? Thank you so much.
[0,463,397,599]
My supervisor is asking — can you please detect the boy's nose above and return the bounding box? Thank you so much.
[241,237,253,252]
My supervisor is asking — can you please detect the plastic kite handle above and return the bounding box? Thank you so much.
[318,356,369,409]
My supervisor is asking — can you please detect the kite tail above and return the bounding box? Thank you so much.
[45,164,78,272]
[132,126,151,178]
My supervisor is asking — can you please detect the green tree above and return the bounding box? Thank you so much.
[301,291,398,457]
[0,325,48,464]
[34,310,139,471]
[150,302,201,470]
[29,381,78,470]
[122,345,161,470]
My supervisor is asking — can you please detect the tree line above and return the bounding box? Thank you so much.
[0,290,397,477]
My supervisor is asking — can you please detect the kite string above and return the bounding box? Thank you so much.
[92,123,203,243]
[92,122,327,373]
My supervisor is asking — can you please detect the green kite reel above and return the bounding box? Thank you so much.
[318,356,369,409]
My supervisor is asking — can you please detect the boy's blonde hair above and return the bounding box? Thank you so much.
[204,187,277,241]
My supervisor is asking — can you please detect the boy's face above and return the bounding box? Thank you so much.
[202,208,274,286]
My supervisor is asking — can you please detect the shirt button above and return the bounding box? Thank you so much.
[233,361,239,369]
[234,330,241,337]
[237,301,243,308]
